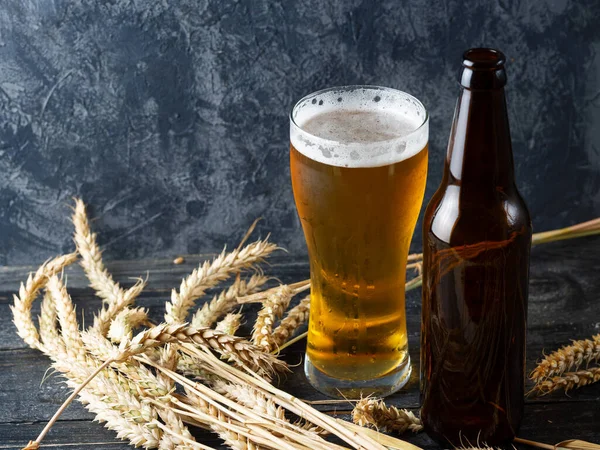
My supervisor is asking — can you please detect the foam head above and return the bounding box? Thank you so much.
[290,86,428,168]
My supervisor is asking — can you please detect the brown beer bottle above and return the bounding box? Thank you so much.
[420,48,532,446]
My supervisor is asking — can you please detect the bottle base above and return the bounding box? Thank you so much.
[422,422,517,448]
[304,354,412,399]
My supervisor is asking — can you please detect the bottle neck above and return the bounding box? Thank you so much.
[444,86,515,189]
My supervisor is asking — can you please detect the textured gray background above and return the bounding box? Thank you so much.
[0,0,599,265]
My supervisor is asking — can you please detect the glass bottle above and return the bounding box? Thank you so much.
[420,48,532,446]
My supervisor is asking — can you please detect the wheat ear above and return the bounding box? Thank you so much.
[90,307,160,433]
[163,225,275,408]
[161,232,275,435]
[352,398,423,434]
[531,334,600,382]
[108,307,150,343]
[10,252,78,351]
[46,275,84,351]
[191,272,268,328]
[81,328,173,399]
[88,323,287,376]
[130,324,288,376]
[271,295,310,350]
[252,285,294,351]
[47,277,163,416]
[38,290,60,351]
[165,240,277,324]
[533,366,600,394]
[215,313,243,336]
[30,279,162,448]
[72,198,146,334]
[38,282,149,400]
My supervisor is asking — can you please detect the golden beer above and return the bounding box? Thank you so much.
[290,86,428,397]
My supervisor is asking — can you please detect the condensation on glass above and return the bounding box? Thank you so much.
[290,85,429,398]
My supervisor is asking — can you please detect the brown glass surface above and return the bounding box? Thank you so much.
[420,49,532,446]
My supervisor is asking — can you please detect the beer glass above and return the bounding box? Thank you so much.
[290,85,429,398]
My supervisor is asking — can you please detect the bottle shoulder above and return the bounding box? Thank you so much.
[424,183,531,245]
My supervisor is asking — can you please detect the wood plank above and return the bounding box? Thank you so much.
[2,329,599,426]
[2,401,598,450]
[0,420,224,450]
[0,254,310,292]
[0,237,599,448]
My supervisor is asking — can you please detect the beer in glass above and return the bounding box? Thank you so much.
[290,86,428,397]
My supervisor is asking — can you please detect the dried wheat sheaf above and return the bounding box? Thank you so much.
[14,198,416,450]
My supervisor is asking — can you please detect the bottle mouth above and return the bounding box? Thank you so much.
[462,48,506,70]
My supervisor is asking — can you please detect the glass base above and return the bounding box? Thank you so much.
[304,354,412,399]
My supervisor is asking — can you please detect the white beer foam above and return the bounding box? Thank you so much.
[290,86,428,168]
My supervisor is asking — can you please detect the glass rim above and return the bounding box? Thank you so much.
[290,84,429,147]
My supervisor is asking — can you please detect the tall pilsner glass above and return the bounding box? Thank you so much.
[290,86,429,398]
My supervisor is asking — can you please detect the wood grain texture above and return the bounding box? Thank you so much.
[0,237,599,448]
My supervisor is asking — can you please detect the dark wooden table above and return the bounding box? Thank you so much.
[1,237,599,449]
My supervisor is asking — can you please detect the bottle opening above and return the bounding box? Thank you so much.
[462,48,506,70]
[460,48,507,89]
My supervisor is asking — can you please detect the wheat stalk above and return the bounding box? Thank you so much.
[209,380,328,443]
[10,253,78,351]
[149,360,348,450]
[175,353,221,383]
[271,296,310,350]
[212,380,286,421]
[177,344,389,450]
[252,285,294,351]
[173,400,281,450]
[45,277,171,405]
[38,288,146,401]
[72,198,147,335]
[191,273,268,329]
[74,198,182,445]
[179,389,271,450]
[156,348,196,450]
[532,367,600,394]
[22,280,163,449]
[530,334,600,382]
[352,398,422,434]
[215,313,243,336]
[81,329,173,399]
[161,229,275,435]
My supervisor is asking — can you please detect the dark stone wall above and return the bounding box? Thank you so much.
[0,0,598,265]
